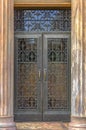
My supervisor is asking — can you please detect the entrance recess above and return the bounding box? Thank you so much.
[14,9,71,122]
[14,32,70,121]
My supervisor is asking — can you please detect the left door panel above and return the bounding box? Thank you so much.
[14,33,42,121]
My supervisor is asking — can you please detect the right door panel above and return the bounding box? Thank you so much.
[43,33,71,121]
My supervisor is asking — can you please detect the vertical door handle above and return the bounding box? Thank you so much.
[38,70,41,81]
[44,69,47,81]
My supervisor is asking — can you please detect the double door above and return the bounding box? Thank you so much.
[14,32,70,121]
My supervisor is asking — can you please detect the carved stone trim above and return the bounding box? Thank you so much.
[14,0,71,7]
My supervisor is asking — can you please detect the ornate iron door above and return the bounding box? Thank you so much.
[43,33,71,121]
[14,9,71,122]
[14,33,42,121]
[14,32,70,121]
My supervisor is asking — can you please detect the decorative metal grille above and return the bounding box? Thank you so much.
[16,38,38,110]
[48,38,68,110]
[14,9,71,31]
[14,9,71,118]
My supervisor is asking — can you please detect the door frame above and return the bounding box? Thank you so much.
[14,31,71,121]
[13,0,86,128]
[14,0,71,122]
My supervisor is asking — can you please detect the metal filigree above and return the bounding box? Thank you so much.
[14,9,71,121]
[14,9,71,32]
[16,38,38,110]
[48,38,68,110]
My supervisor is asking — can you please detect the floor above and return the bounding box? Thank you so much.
[16,122,69,130]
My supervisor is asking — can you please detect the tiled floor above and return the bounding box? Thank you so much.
[16,122,69,130]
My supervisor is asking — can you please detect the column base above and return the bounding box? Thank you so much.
[0,116,16,130]
[69,117,86,130]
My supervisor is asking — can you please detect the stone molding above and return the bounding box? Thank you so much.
[69,0,86,129]
[0,0,16,129]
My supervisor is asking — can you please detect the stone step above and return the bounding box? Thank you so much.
[16,122,68,130]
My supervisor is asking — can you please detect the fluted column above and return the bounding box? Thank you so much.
[69,0,86,129]
[0,0,16,129]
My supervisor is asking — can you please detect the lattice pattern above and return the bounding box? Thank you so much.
[14,10,71,31]
[48,38,68,110]
[16,38,38,110]
[14,9,71,113]
[18,38,37,62]
[48,38,67,62]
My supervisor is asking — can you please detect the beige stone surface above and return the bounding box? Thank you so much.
[14,0,71,7]
[14,0,71,4]
[71,0,86,117]
[0,0,14,117]
[0,0,16,129]
[16,122,68,130]
[69,0,86,129]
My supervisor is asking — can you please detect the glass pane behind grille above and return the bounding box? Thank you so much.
[14,10,71,32]
[16,38,38,110]
[48,38,68,110]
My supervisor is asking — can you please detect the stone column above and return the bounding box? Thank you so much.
[69,0,86,129]
[0,0,16,129]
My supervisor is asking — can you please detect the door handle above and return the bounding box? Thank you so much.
[44,69,47,81]
[38,70,41,81]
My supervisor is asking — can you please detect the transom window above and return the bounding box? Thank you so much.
[14,9,71,32]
